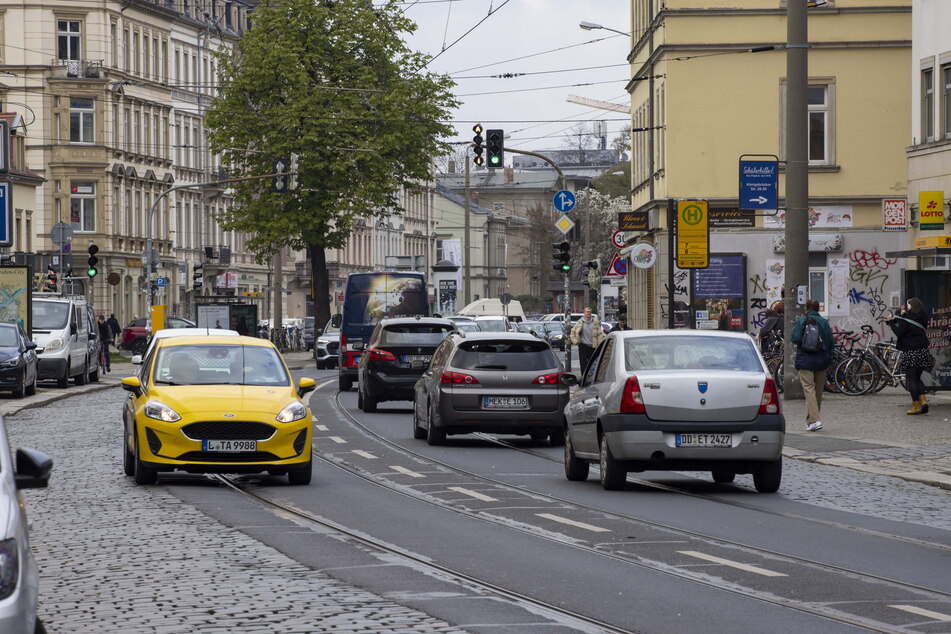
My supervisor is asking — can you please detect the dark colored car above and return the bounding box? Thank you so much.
[120,316,195,356]
[540,322,566,351]
[0,323,38,398]
[412,331,568,446]
[357,317,455,412]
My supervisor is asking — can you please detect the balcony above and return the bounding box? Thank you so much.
[51,59,104,79]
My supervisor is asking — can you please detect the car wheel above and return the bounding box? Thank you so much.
[74,360,88,385]
[412,405,426,440]
[26,373,37,396]
[131,338,148,357]
[599,434,626,490]
[339,376,353,392]
[548,427,565,447]
[362,390,376,412]
[123,429,135,476]
[530,431,548,442]
[133,432,158,485]
[57,363,70,389]
[315,359,325,370]
[753,458,782,493]
[564,427,589,481]
[12,377,24,399]
[357,389,363,409]
[712,469,736,484]
[89,360,100,383]
[426,403,446,446]
[287,460,313,485]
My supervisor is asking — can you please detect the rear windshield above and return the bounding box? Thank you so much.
[624,336,762,372]
[452,340,557,371]
[33,301,70,330]
[381,324,454,346]
[475,319,508,332]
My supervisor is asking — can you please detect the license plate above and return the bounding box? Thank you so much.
[403,355,431,363]
[202,440,257,452]
[676,433,732,448]
[483,396,528,409]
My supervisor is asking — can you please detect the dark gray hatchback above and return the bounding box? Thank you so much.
[412,331,568,446]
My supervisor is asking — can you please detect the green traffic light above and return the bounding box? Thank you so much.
[87,268,98,277]
[561,263,571,272]
[490,155,500,165]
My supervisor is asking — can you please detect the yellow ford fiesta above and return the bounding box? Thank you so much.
[121,335,316,485]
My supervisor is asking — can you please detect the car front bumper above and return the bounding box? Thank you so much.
[37,357,68,380]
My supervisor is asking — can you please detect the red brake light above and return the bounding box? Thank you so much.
[759,377,781,414]
[532,372,561,385]
[340,333,348,348]
[440,371,479,384]
[619,376,646,414]
[367,348,397,362]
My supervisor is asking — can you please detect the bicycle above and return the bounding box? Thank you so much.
[836,325,905,396]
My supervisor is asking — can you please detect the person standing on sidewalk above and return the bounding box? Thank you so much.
[570,307,605,373]
[791,298,833,432]
[107,313,122,339]
[610,316,630,333]
[97,314,113,373]
[887,298,933,415]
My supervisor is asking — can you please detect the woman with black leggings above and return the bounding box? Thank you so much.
[887,298,932,415]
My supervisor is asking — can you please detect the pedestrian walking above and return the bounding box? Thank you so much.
[610,316,630,333]
[106,313,122,339]
[887,298,934,415]
[758,308,784,354]
[791,298,833,432]
[97,314,113,373]
[570,307,605,373]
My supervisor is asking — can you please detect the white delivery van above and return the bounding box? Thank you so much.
[32,296,93,388]
[455,298,526,321]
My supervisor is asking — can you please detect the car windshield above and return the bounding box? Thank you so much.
[33,301,70,330]
[380,324,454,346]
[452,322,479,332]
[153,344,289,386]
[0,326,19,347]
[322,320,340,335]
[542,323,564,333]
[452,340,556,371]
[519,322,544,332]
[475,319,508,332]
[624,336,762,372]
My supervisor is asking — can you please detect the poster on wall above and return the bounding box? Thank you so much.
[0,266,30,335]
[690,254,746,331]
[827,258,850,317]
[764,205,853,229]
[765,259,784,310]
[197,304,230,329]
[229,304,257,336]
[905,271,951,390]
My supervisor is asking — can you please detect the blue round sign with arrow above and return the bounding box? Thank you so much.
[553,189,576,213]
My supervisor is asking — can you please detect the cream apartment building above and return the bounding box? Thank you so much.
[625,0,911,337]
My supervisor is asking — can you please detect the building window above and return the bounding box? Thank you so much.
[110,21,117,67]
[942,64,951,139]
[922,66,935,142]
[57,20,81,61]
[780,81,835,166]
[70,182,96,232]
[69,97,94,144]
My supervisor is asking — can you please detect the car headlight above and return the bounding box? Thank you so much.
[276,401,307,423]
[44,336,64,352]
[0,538,19,601]
[0,356,20,368]
[144,400,182,422]
[317,339,329,345]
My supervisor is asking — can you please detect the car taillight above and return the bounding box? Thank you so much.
[759,377,781,414]
[619,376,646,414]
[532,372,561,385]
[340,333,348,349]
[367,348,396,362]
[440,371,479,384]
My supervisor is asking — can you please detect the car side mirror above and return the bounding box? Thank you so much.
[331,313,342,328]
[131,354,143,365]
[25,342,37,351]
[14,448,52,490]
[121,376,143,397]
[559,373,579,386]
[297,377,317,397]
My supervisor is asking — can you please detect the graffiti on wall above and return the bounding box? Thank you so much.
[660,268,690,327]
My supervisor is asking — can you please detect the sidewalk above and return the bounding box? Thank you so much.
[2,350,949,491]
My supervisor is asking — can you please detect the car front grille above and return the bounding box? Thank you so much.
[182,421,276,441]
[175,451,279,463]
[327,342,339,355]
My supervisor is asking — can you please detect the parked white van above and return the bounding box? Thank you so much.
[32,296,93,387]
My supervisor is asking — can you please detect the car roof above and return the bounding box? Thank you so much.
[157,334,275,348]
[449,331,542,343]
[153,328,239,340]
[378,317,455,326]
[615,329,755,342]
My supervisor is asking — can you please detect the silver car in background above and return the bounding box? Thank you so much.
[315,319,341,369]
[562,330,784,493]
[0,414,52,632]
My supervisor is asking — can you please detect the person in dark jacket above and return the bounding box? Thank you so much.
[97,314,113,372]
[758,308,783,354]
[791,299,833,432]
[887,298,932,415]
[106,313,122,339]
[610,316,630,332]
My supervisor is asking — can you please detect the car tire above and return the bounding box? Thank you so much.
[123,430,135,476]
[753,458,782,493]
[133,433,158,485]
[564,427,589,481]
[89,360,100,383]
[74,360,88,386]
[412,406,426,440]
[548,427,565,447]
[35,616,47,634]
[426,404,446,446]
[57,363,70,389]
[131,338,148,357]
[599,434,626,490]
[26,373,37,396]
[315,359,325,370]
[712,470,736,484]
[12,377,24,399]
[287,460,313,485]
[362,391,377,413]
[339,376,352,392]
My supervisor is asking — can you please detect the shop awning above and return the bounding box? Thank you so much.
[884,247,951,258]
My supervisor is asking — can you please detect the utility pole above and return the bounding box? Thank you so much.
[784,0,809,400]
[464,155,471,306]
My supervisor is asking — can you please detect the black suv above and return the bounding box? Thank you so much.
[357,317,456,413]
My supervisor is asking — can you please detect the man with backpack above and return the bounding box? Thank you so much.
[791,298,833,432]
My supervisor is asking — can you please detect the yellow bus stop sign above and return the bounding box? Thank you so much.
[676,200,709,268]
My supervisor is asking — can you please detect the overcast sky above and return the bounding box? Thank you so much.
[399,0,631,156]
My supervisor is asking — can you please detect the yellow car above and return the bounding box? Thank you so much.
[121,335,316,485]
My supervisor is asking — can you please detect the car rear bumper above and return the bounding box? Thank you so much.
[364,373,419,401]
[438,401,563,432]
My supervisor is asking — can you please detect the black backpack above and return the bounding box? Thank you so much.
[800,316,821,353]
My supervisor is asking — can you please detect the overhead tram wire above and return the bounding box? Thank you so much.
[450,35,626,75]
[425,0,514,66]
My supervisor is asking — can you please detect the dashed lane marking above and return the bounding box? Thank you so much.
[329,436,347,444]
[536,513,611,533]
[889,605,951,621]
[315,425,329,431]
[390,465,425,478]
[678,551,787,577]
[448,486,498,502]
[353,450,377,460]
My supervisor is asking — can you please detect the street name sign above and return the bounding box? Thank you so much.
[739,156,778,211]
[676,200,709,269]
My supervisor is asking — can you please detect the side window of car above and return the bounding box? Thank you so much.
[594,339,614,384]
[430,340,451,371]
[581,341,607,387]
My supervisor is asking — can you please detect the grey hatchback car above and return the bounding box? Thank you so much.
[562,330,784,493]
[412,331,568,446]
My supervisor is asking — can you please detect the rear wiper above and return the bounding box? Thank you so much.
[473,364,506,369]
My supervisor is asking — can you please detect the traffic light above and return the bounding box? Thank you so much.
[551,241,571,273]
[289,153,299,191]
[486,129,504,168]
[472,124,484,167]
[87,244,99,278]
[46,267,57,292]
[193,263,203,290]
[65,266,74,283]
[271,158,289,193]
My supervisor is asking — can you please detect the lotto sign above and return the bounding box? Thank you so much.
[676,200,709,268]
[882,198,907,231]
[919,191,945,230]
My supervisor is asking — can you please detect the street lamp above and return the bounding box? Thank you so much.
[578,21,631,37]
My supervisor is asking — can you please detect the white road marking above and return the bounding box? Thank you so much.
[889,605,951,621]
[315,424,328,431]
[352,450,377,460]
[678,551,787,577]
[448,486,498,502]
[536,513,611,533]
[328,436,347,444]
[316,379,335,390]
[390,465,425,478]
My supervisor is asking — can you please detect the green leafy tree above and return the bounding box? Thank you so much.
[206,0,458,325]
